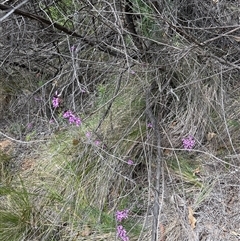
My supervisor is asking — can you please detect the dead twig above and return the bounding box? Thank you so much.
[145,85,163,241]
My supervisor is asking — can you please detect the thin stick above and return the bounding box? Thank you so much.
[0,130,46,144]
[145,85,162,241]
[0,0,28,22]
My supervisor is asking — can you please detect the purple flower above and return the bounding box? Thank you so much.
[75,117,81,126]
[69,115,76,124]
[182,136,195,150]
[49,119,55,124]
[52,97,60,108]
[27,122,33,129]
[116,210,129,222]
[63,110,81,126]
[147,122,153,128]
[127,159,134,165]
[86,132,92,139]
[63,110,72,118]
[117,225,129,241]
[130,69,135,75]
[94,140,101,146]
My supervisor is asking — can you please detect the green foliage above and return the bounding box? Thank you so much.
[25,130,36,142]
[45,0,75,28]
[132,0,156,38]
[168,156,203,188]
[0,181,37,241]
[228,119,240,128]
[193,182,214,208]
[97,83,109,107]
[79,205,115,232]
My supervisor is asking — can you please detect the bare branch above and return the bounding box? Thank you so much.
[0,0,28,22]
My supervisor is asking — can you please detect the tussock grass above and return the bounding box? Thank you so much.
[0,78,147,240]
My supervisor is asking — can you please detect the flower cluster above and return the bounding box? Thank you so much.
[52,96,60,108]
[85,132,102,146]
[182,136,195,150]
[63,110,81,126]
[52,92,81,126]
[52,91,61,108]
[116,209,129,222]
[116,210,129,241]
[147,122,153,128]
[117,225,129,241]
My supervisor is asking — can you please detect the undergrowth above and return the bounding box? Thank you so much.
[1,58,240,240]
[0,1,239,240]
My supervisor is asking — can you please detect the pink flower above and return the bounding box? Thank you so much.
[147,123,153,128]
[63,110,72,118]
[94,140,100,146]
[127,159,134,165]
[27,123,33,129]
[182,136,195,150]
[117,225,129,241]
[63,110,81,126]
[130,69,135,75]
[69,116,76,124]
[116,210,129,222]
[52,97,60,108]
[75,117,81,126]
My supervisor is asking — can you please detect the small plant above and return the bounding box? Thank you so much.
[25,130,36,141]
[168,157,203,188]
[0,180,37,241]
[52,93,82,126]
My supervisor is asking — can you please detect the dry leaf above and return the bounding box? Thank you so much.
[163,149,172,156]
[206,132,216,141]
[193,166,201,176]
[81,226,91,237]
[232,36,240,42]
[230,230,240,237]
[188,206,197,229]
[159,223,165,241]
[72,139,80,146]
[169,121,177,129]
